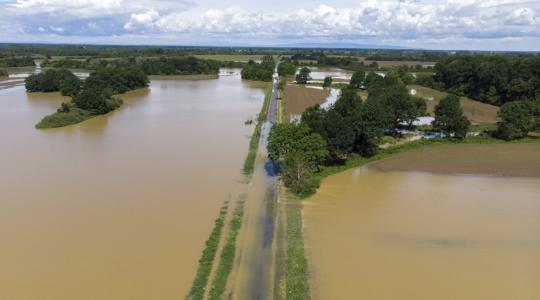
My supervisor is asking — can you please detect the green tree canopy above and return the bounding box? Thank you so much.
[496,101,533,140]
[433,94,471,139]
[349,70,365,88]
[295,67,311,84]
[323,76,332,88]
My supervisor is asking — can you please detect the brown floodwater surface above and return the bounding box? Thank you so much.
[304,149,540,300]
[0,74,264,299]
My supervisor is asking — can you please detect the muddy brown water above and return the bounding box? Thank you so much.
[0,73,265,299]
[304,144,540,300]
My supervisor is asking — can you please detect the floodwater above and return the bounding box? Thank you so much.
[0,71,265,299]
[304,146,540,300]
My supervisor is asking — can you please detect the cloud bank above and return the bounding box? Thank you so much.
[0,0,538,50]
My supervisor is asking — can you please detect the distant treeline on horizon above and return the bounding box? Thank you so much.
[0,44,537,62]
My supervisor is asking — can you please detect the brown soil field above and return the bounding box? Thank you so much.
[408,85,499,124]
[283,85,330,118]
[371,143,540,177]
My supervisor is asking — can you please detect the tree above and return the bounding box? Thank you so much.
[295,67,311,84]
[496,101,533,140]
[72,88,110,113]
[433,94,471,139]
[349,70,365,88]
[364,71,384,90]
[268,122,327,167]
[282,151,319,196]
[323,76,332,88]
[368,76,417,128]
[532,97,540,130]
[59,75,82,96]
[278,61,296,77]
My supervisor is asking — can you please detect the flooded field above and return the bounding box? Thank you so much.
[0,72,265,299]
[304,144,540,300]
[373,143,540,177]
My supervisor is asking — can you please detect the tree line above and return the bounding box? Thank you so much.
[240,56,275,81]
[0,56,35,68]
[416,55,540,106]
[42,56,225,75]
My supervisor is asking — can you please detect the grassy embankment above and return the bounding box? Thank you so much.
[283,189,311,300]
[35,99,122,129]
[242,83,272,178]
[207,195,246,300]
[185,201,229,300]
[274,78,311,300]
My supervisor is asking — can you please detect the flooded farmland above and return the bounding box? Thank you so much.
[304,144,540,300]
[0,72,265,299]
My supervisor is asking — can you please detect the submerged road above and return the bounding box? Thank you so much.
[234,59,281,300]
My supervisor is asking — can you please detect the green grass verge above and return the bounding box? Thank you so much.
[185,201,229,300]
[242,83,272,178]
[284,191,310,300]
[207,195,246,300]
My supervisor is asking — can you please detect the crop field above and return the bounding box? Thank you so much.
[283,85,330,118]
[408,85,499,124]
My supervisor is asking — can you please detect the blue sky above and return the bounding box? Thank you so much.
[0,0,538,50]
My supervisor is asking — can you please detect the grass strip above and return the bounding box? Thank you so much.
[243,83,272,178]
[185,201,229,300]
[208,195,246,300]
[285,192,310,300]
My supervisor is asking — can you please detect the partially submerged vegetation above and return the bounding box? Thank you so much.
[243,83,272,178]
[186,201,229,300]
[31,66,148,128]
[207,196,246,300]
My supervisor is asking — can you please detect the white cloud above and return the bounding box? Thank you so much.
[11,0,123,17]
[149,0,539,41]
[124,9,160,30]
[0,0,538,50]
[49,25,64,32]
